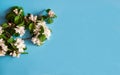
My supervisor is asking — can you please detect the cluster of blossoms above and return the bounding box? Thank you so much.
[0,26,8,56]
[48,10,55,18]
[0,39,8,56]
[14,26,25,37]
[31,21,51,45]
[13,8,23,15]
[28,14,37,22]
[9,38,26,57]
[0,6,56,58]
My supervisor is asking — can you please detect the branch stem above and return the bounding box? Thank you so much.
[22,37,32,40]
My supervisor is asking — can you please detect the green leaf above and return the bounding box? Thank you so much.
[7,38,14,43]
[9,29,15,35]
[38,34,47,42]
[39,26,44,33]
[46,9,51,13]
[14,33,20,37]
[47,18,53,24]
[29,23,34,31]
[53,15,57,18]
[23,47,27,50]
[18,21,24,26]
[20,11,24,16]
[21,52,28,54]
[2,23,8,28]
[11,44,17,50]
[6,13,16,22]
[0,34,7,39]
[41,15,47,20]
[14,16,20,24]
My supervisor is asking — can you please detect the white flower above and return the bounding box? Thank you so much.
[0,26,3,35]
[8,23,12,26]
[29,14,37,22]
[0,39,4,45]
[13,9,23,15]
[43,27,51,39]
[13,9,18,15]
[0,50,6,56]
[12,51,17,57]
[38,21,51,39]
[48,10,55,17]
[33,21,46,34]
[33,24,41,34]
[0,39,8,56]
[33,21,51,39]
[32,21,51,45]
[31,36,42,45]
[1,44,8,52]
[14,38,26,53]
[0,39,8,52]
[37,21,46,26]
[15,26,25,37]
[10,51,20,58]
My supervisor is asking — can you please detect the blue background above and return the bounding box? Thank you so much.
[0,0,120,75]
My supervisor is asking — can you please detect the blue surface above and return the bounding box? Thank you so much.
[0,0,120,75]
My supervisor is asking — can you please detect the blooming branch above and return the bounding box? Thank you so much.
[0,6,57,58]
